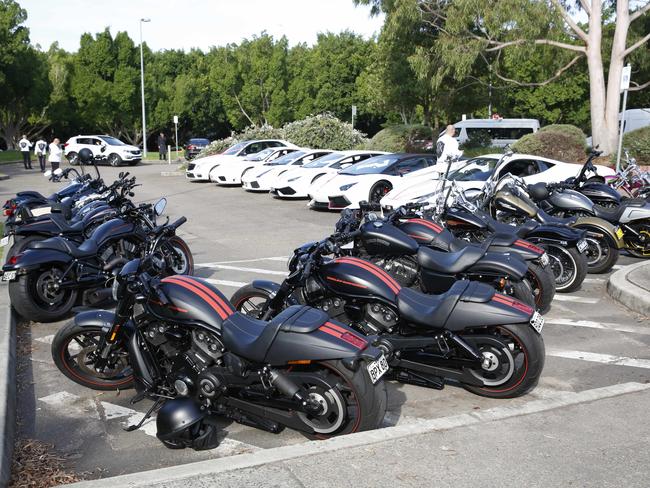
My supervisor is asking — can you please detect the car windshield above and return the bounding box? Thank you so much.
[222,142,247,155]
[99,136,126,146]
[340,155,400,175]
[448,157,499,181]
[267,150,306,166]
[303,152,345,168]
[189,138,209,145]
[245,148,275,161]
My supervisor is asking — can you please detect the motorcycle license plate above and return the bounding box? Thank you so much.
[577,239,588,253]
[367,354,389,384]
[615,227,624,239]
[530,311,544,334]
[0,236,8,247]
[2,271,16,282]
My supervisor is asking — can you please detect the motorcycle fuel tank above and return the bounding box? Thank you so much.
[359,221,419,257]
[493,190,538,218]
[89,218,136,247]
[547,189,594,213]
[580,182,621,205]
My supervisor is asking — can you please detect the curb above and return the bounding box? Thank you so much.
[0,286,16,485]
[607,260,650,317]
[0,174,9,181]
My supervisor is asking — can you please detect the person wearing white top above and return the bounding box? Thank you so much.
[34,138,48,172]
[18,135,33,169]
[436,125,463,165]
[48,138,63,171]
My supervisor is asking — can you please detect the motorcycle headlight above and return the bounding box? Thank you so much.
[339,183,357,191]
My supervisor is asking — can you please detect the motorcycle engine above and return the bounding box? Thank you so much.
[369,255,419,287]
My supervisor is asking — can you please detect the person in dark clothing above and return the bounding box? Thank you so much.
[158,133,167,160]
[18,135,32,169]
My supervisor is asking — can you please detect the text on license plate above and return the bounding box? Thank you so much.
[530,311,544,334]
[2,271,16,281]
[367,354,389,384]
[577,239,588,253]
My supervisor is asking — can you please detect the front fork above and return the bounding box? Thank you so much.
[95,295,134,369]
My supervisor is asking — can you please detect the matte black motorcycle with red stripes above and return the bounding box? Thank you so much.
[231,234,546,399]
[51,256,388,446]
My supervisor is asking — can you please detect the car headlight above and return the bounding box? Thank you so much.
[339,183,357,191]
[288,176,301,182]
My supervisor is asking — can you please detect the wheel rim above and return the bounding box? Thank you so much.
[546,245,576,289]
[33,268,70,309]
[628,228,650,257]
[109,155,119,166]
[370,184,391,203]
[69,154,79,165]
[296,385,346,434]
[61,331,132,384]
[168,244,190,274]
[466,334,521,387]
[584,236,607,266]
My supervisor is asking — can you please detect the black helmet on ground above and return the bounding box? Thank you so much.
[156,398,220,450]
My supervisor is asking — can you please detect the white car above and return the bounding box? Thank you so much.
[309,153,438,210]
[185,139,293,181]
[241,149,333,192]
[209,146,299,185]
[380,153,616,209]
[64,135,142,166]
[270,151,388,199]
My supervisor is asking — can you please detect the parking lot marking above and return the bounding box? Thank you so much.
[35,334,55,344]
[39,391,80,406]
[553,295,600,304]
[545,318,650,335]
[547,349,650,369]
[204,278,248,288]
[583,277,604,283]
[101,401,138,420]
[201,264,287,276]
[197,256,288,266]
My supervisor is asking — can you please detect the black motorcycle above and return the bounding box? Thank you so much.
[51,255,388,445]
[232,232,545,399]
[2,199,193,322]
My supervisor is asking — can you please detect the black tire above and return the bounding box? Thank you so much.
[5,235,45,261]
[52,322,134,390]
[545,244,588,293]
[67,152,79,165]
[510,280,535,308]
[160,236,194,275]
[108,153,122,167]
[8,268,78,323]
[369,181,393,204]
[231,284,273,318]
[462,323,545,399]
[297,360,387,439]
[524,263,555,314]
[581,233,619,273]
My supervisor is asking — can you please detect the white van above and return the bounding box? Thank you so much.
[451,118,541,147]
[620,108,650,133]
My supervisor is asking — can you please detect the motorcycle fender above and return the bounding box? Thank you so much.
[250,280,300,306]
[3,249,72,273]
[488,244,540,262]
[525,224,585,245]
[447,293,533,331]
[572,217,625,249]
[13,220,59,237]
[470,252,529,281]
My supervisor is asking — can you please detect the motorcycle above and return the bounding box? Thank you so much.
[231,232,546,399]
[51,255,388,444]
[2,199,193,322]
[606,151,650,200]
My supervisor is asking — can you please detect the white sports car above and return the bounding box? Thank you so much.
[241,149,333,192]
[269,150,388,199]
[209,146,299,185]
[185,139,294,182]
[308,153,438,210]
[380,153,616,209]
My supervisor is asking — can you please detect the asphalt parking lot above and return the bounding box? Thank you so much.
[1,161,649,480]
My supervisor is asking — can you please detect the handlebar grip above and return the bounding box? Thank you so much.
[169,216,187,231]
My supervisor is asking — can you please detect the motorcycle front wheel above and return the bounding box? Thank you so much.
[52,322,134,390]
[9,267,78,323]
[545,244,588,293]
[461,323,545,399]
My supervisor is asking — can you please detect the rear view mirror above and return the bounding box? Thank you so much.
[154,198,167,216]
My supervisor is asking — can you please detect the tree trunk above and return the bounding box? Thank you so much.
[586,1,611,153]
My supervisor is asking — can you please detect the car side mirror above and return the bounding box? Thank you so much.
[154,197,167,216]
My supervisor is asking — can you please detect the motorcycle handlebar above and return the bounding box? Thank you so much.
[168,216,187,231]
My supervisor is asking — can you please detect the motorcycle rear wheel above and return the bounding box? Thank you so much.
[9,268,78,323]
[523,263,555,314]
[545,244,588,293]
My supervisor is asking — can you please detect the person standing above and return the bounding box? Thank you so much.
[158,133,167,160]
[34,137,48,172]
[48,137,63,172]
[436,125,463,164]
[18,135,33,169]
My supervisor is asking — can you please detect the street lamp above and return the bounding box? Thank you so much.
[139,18,151,157]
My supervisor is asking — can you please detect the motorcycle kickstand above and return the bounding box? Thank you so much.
[123,397,164,432]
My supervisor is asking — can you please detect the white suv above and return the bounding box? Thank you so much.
[64,135,142,166]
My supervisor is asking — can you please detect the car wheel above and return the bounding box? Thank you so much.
[67,152,79,165]
[369,181,392,204]
[108,153,122,167]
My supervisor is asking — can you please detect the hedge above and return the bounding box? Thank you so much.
[364,124,433,153]
[512,124,587,163]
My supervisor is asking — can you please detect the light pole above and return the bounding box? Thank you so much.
[139,18,151,157]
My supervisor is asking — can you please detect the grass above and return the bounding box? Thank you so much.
[0,150,21,164]
[143,150,184,161]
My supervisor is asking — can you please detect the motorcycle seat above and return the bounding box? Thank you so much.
[535,209,575,226]
[221,305,330,363]
[591,205,624,222]
[417,245,485,274]
[16,191,49,201]
[397,280,469,328]
[50,213,84,234]
[29,236,98,258]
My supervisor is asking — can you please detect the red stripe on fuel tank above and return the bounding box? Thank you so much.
[172,275,235,314]
[514,239,544,254]
[161,277,231,319]
[326,275,368,289]
[491,293,534,314]
[334,257,401,294]
[406,218,443,233]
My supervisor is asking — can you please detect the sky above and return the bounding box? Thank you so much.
[19,0,385,52]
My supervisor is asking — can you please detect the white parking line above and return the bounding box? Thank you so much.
[200,264,287,276]
[547,349,650,369]
[35,334,55,344]
[545,318,650,335]
[553,295,600,304]
[204,278,248,288]
[197,256,288,266]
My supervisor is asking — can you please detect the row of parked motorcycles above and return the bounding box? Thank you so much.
[0,147,647,450]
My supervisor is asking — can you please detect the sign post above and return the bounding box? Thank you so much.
[173,115,179,160]
[351,105,357,129]
[616,64,632,172]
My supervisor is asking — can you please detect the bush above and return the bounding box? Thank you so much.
[621,126,650,166]
[283,113,368,150]
[197,124,284,158]
[461,129,492,149]
[512,124,587,163]
[365,124,433,153]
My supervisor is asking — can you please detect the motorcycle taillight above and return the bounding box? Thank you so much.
[7,254,21,265]
[3,208,13,216]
